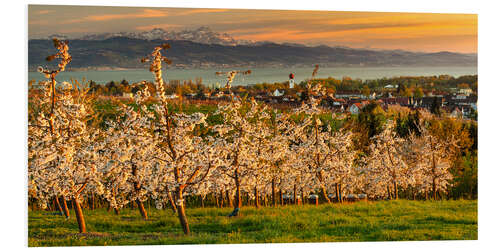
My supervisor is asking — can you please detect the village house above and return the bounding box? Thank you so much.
[450,107,463,118]
[347,100,371,114]
[381,97,411,106]
[348,103,363,114]
[458,88,473,96]
[321,96,347,110]
[418,96,444,109]
[384,84,398,89]
[272,89,284,97]
[444,94,477,114]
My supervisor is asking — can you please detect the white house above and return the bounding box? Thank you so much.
[459,88,473,96]
[273,89,284,97]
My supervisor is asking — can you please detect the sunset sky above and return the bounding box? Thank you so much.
[28,5,477,53]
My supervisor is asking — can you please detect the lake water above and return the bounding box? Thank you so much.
[28,66,477,87]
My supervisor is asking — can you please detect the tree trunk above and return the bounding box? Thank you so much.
[254,186,260,209]
[338,184,343,203]
[226,190,233,208]
[62,198,70,219]
[432,150,438,200]
[321,186,331,203]
[114,208,120,215]
[167,190,177,214]
[272,178,276,207]
[73,198,86,233]
[215,193,220,208]
[293,184,297,205]
[55,197,64,216]
[136,199,148,220]
[49,198,55,211]
[234,170,242,209]
[433,178,437,200]
[175,187,190,235]
[279,189,283,206]
[393,181,398,200]
[220,190,225,207]
[30,198,35,211]
[387,185,392,200]
[333,184,337,202]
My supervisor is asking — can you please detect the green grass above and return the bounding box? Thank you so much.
[28,199,477,246]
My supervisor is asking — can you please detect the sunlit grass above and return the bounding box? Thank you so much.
[28,199,477,246]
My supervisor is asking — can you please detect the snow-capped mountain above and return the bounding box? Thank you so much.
[56,26,256,46]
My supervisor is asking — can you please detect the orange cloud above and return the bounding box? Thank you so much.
[63,9,169,24]
[174,8,229,16]
[135,24,182,31]
[229,18,477,53]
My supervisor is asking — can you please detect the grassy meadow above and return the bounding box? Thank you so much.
[28,199,477,246]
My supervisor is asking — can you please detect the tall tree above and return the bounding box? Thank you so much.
[136,44,223,234]
[29,39,104,233]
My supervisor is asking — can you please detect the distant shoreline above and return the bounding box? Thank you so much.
[28,66,478,86]
[28,65,478,73]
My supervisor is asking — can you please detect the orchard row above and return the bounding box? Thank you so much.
[28,40,461,235]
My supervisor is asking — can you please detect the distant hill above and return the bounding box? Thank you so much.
[28,37,477,71]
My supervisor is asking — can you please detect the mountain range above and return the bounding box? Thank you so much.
[46,26,255,46]
[29,27,477,71]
